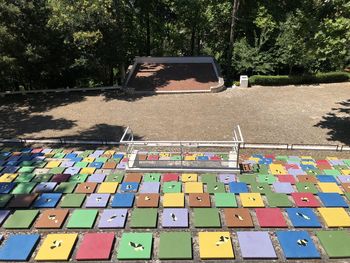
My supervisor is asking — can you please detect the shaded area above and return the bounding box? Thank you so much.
[315,99,350,145]
[127,63,219,91]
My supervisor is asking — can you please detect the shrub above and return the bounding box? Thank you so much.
[249,72,350,86]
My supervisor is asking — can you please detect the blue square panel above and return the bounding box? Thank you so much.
[33,182,57,193]
[277,231,320,259]
[0,234,39,261]
[229,182,248,194]
[318,193,348,207]
[2,166,19,173]
[89,162,103,169]
[120,182,139,193]
[286,208,321,228]
[197,156,209,161]
[111,193,135,207]
[33,193,62,208]
[0,183,16,194]
[317,175,337,183]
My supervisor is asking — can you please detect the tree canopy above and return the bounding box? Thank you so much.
[0,0,349,91]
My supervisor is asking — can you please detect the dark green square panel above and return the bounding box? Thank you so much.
[159,232,192,259]
[3,210,39,229]
[250,182,273,194]
[238,174,257,185]
[14,173,35,182]
[105,173,124,183]
[265,193,293,207]
[11,183,36,194]
[200,174,217,184]
[54,182,77,193]
[32,174,53,182]
[0,194,12,207]
[59,193,85,207]
[130,208,158,228]
[68,174,88,183]
[316,230,350,258]
[295,182,318,194]
[194,208,221,228]
[207,182,226,193]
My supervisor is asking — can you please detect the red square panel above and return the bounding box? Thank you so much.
[255,208,287,228]
[76,233,114,260]
[291,192,320,207]
[163,173,179,182]
[277,175,296,184]
[284,163,299,169]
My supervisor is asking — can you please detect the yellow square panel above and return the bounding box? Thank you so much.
[184,182,203,193]
[46,161,61,168]
[181,173,198,182]
[301,156,313,160]
[240,193,264,207]
[249,157,260,163]
[159,153,170,157]
[163,193,185,207]
[318,208,350,227]
[83,157,95,163]
[35,233,78,261]
[104,150,115,155]
[318,183,343,194]
[341,170,350,175]
[326,156,338,160]
[184,155,196,161]
[80,167,96,175]
[198,232,234,259]
[97,182,119,193]
[301,161,315,165]
[0,173,18,182]
[269,164,287,175]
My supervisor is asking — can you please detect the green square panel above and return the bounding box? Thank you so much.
[117,232,152,260]
[130,208,158,228]
[66,209,98,228]
[258,165,269,174]
[207,182,226,193]
[18,166,35,173]
[200,174,217,184]
[11,182,36,194]
[159,232,192,259]
[50,167,65,174]
[105,173,124,183]
[32,174,53,182]
[95,157,108,163]
[60,193,86,207]
[54,153,65,158]
[316,230,350,258]
[250,182,273,194]
[143,173,161,182]
[68,174,88,183]
[0,194,12,207]
[75,162,88,168]
[252,164,260,173]
[51,148,63,154]
[322,169,341,176]
[19,161,33,167]
[238,174,257,185]
[214,193,237,207]
[14,173,35,182]
[344,160,350,167]
[3,210,39,229]
[194,208,221,228]
[257,174,277,184]
[163,182,181,193]
[276,155,288,161]
[54,182,77,193]
[265,193,293,207]
[33,161,47,168]
[295,182,318,194]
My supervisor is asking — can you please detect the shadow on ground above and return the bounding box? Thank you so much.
[315,99,350,145]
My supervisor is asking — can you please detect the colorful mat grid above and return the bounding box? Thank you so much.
[0,148,350,261]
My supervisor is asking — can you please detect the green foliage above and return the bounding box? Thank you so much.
[249,72,350,86]
[0,0,349,91]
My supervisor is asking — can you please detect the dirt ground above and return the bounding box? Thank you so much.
[0,82,349,146]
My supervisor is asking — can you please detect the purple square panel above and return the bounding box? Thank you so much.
[237,231,277,259]
[87,173,106,183]
[85,194,110,207]
[65,167,81,175]
[273,182,295,194]
[117,163,126,169]
[139,182,160,193]
[219,174,236,183]
[162,208,188,228]
[288,168,306,176]
[98,209,127,228]
[60,161,74,168]
[338,176,350,183]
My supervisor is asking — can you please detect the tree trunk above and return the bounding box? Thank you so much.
[190,26,196,56]
[146,10,151,56]
[226,0,240,80]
